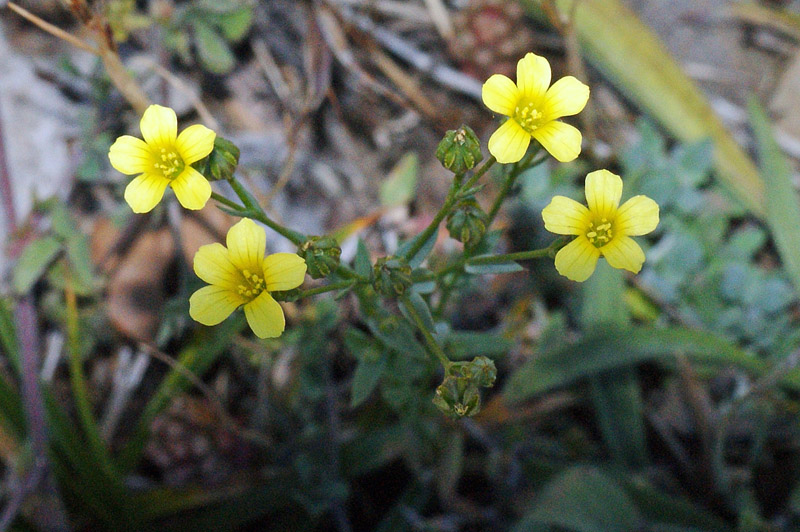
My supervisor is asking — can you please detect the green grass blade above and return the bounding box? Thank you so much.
[748,97,800,296]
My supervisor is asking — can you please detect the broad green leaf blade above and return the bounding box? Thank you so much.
[748,97,800,296]
[504,327,786,402]
[581,261,646,468]
[12,236,62,294]
[521,0,765,216]
[512,466,642,532]
[380,152,418,207]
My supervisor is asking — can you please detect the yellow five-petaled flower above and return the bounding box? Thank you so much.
[542,170,659,282]
[189,218,307,338]
[482,52,589,164]
[108,104,216,213]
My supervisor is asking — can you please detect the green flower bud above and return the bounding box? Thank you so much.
[208,137,240,181]
[436,125,483,175]
[465,356,497,388]
[372,256,413,297]
[433,376,481,418]
[298,236,342,279]
[446,197,488,249]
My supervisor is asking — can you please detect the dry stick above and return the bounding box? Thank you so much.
[6,2,99,55]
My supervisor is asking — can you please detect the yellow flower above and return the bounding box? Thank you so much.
[542,170,659,282]
[482,52,589,164]
[189,218,307,338]
[108,104,216,213]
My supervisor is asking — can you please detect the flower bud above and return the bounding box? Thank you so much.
[436,125,483,175]
[372,256,413,297]
[446,197,488,249]
[298,236,342,279]
[433,376,481,418]
[208,137,240,181]
[465,356,497,388]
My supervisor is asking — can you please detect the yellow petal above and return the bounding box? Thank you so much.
[516,52,551,101]
[554,236,600,282]
[616,195,659,236]
[482,74,519,116]
[531,120,582,162]
[109,135,154,175]
[194,243,241,289]
[542,76,590,119]
[226,218,266,273]
[124,173,170,213]
[243,291,285,338]
[542,196,590,235]
[488,119,531,164]
[176,124,216,164]
[584,169,623,219]
[140,104,177,148]
[601,235,646,274]
[171,167,212,210]
[189,285,244,326]
[263,253,307,292]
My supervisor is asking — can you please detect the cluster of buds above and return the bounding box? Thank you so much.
[433,356,497,418]
[206,137,240,181]
[446,196,488,249]
[298,236,342,279]
[372,256,413,297]
[436,125,483,175]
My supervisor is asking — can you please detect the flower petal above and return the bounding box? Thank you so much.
[140,104,177,148]
[532,121,582,162]
[243,292,285,338]
[482,74,519,116]
[189,285,244,326]
[616,195,659,236]
[171,167,212,210]
[542,196,590,235]
[109,135,154,175]
[176,124,216,164]
[194,243,241,289]
[601,235,646,274]
[554,236,600,282]
[124,173,170,213]
[487,119,531,164]
[263,253,307,292]
[226,218,266,274]
[516,52,551,101]
[542,76,590,119]
[584,169,623,219]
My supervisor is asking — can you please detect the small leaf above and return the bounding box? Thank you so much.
[193,21,235,74]
[401,292,435,333]
[397,227,439,268]
[380,153,418,207]
[217,7,253,41]
[13,236,63,294]
[354,238,372,278]
[350,356,387,408]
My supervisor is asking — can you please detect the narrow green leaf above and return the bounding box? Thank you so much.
[12,236,62,293]
[512,466,642,532]
[504,327,784,402]
[354,238,372,278]
[444,331,512,359]
[216,7,253,41]
[397,226,439,268]
[401,292,435,333]
[350,356,387,408]
[380,152,418,207]
[0,298,20,374]
[748,97,800,296]
[464,256,524,274]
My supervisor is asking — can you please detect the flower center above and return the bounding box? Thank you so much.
[154,147,185,180]
[513,101,544,134]
[237,269,266,301]
[586,218,614,248]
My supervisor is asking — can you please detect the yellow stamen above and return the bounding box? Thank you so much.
[513,101,544,133]
[586,217,614,248]
[154,147,185,179]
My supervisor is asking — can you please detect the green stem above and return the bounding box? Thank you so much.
[462,155,496,190]
[466,238,568,266]
[210,191,246,211]
[227,178,306,244]
[401,296,451,370]
[296,280,356,298]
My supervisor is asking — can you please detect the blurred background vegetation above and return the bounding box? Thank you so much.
[2,0,800,531]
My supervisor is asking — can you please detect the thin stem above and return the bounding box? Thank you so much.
[401,296,450,369]
[462,155,496,190]
[210,191,245,211]
[466,238,568,266]
[227,178,306,244]
[295,280,356,298]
